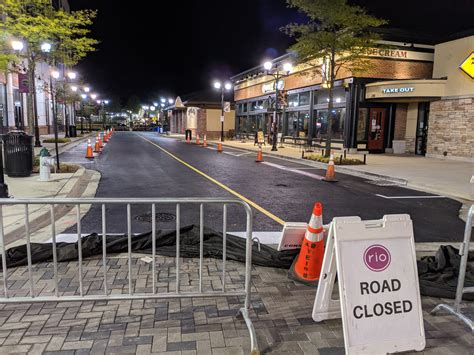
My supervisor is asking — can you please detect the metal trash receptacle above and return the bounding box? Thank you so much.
[2,130,33,177]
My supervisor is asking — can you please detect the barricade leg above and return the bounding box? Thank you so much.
[431,204,474,333]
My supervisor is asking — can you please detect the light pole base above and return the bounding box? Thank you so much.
[34,141,42,148]
[0,183,9,198]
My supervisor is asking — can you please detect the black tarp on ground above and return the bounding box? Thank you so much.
[417,245,474,300]
[2,226,472,300]
[1,225,298,270]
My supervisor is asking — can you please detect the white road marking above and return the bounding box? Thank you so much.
[223,151,252,157]
[262,161,324,180]
[375,194,446,199]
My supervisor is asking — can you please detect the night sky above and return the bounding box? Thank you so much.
[70,0,474,106]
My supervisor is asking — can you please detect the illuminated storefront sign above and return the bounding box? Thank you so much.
[382,87,415,94]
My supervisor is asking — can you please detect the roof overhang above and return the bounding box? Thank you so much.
[365,79,446,102]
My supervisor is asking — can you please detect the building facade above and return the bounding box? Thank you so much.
[166,91,236,140]
[232,34,474,161]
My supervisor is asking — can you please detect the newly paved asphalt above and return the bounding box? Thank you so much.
[60,132,465,242]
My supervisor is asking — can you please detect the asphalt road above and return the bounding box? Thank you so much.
[60,132,465,242]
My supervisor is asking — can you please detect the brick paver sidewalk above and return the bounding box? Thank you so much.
[0,254,471,354]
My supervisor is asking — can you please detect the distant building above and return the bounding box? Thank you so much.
[232,31,473,161]
[166,90,235,140]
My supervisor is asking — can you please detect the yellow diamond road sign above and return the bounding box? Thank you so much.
[460,52,474,79]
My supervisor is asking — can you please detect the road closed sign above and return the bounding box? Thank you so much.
[313,214,425,354]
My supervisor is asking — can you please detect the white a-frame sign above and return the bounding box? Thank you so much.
[312,215,426,354]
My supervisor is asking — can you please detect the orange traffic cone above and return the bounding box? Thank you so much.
[103,130,109,143]
[94,137,100,153]
[85,139,94,159]
[217,142,223,153]
[196,134,200,145]
[98,133,103,150]
[255,144,263,162]
[202,135,207,147]
[289,202,325,286]
[186,135,190,144]
[323,154,338,182]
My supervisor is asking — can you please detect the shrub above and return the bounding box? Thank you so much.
[304,154,364,165]
[42,137,71,143]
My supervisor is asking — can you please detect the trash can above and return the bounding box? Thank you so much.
[69,125,77,137]
[2,130,33,177]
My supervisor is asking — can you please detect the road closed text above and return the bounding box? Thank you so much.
[352,279,413,319]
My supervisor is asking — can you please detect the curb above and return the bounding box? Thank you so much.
[4,167,101,245]
[208,140,409,185]
[39,132,95,157]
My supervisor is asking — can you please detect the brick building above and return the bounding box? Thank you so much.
[166,90,235,140]
[232,32,474,161]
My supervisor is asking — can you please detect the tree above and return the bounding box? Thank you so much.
[0,0,98,142]
[282,0,387,156]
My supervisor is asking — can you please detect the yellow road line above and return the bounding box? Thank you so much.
[138,134,286,226]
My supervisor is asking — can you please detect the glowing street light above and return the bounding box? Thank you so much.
[70,85,78,92]
[40,42,52,53]
[213,81,222,89]
[150,106,156,111]
[90,93,97,100]
[83,86,90,93]
[67,71,77,80]
[160,98,166,103]
[80,94,87,99]
[51,70,60,79]
[263,61,273,71]
[168,98,174,104]
[11,40,24,51]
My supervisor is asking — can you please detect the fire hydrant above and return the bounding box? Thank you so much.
[38,147,53,182]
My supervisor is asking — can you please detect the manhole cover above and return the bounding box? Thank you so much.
[135,212,176,223]
[276,184,288,187]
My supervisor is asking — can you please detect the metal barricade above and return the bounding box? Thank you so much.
[0,198,259,354]
[431,204,474,333]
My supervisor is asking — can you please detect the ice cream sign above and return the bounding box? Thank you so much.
[312,215,426,354]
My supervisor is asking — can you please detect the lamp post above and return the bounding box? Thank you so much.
[50,69,61,170]
[263,61,292,151]
[213,81,232,142]
[62,70,77,138]
[96,98,109,129]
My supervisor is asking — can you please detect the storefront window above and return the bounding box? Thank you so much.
[314,108,345,140]
[287,111,298,136]
[299,92,310,106]
[315,87,345,105]
[242,103,248,113]
[238,116,248,133]
[288,94,298,108]
[298,112,310,137]
[357,108,368,141]
[255,114,265,132]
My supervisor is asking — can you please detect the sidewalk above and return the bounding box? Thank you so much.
[193,135,473,203]
[3,167,101,248]
[33,132,95,157]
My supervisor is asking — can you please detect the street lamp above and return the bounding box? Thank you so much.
[213,80,232,143]
[90,93,97,100]
[160,98,166,103]
[70,85,78,92]
[97,99,109,129]
[40,42,51,53]
[10,40,24,51]
[83,86,90,93]
[67,71,77,80]
[168,98,174,104]
[263,60,293,151]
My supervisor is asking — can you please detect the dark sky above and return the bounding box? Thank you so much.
[71,0,474,106]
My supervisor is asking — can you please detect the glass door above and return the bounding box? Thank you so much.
[368,108,386,151]
[415,103,429,155]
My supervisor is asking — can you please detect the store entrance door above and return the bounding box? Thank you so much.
[368,108,386,151]
[415,102,429,155]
